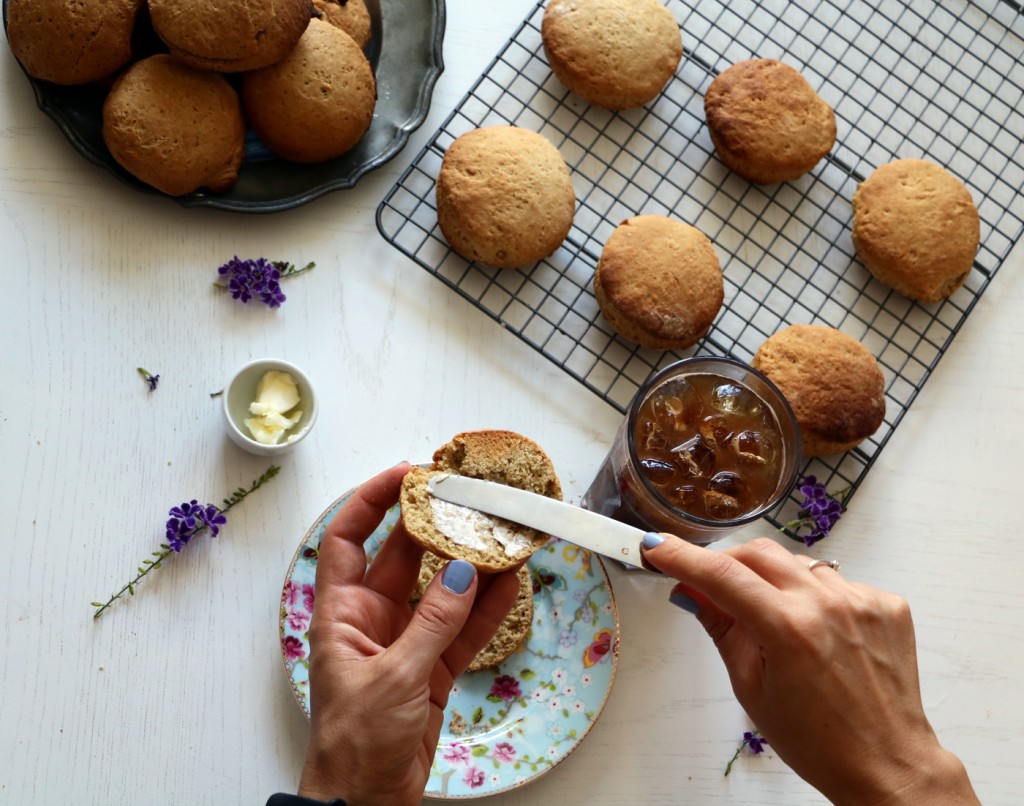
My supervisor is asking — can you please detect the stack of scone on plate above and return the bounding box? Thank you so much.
[400,429,563,671]
[5,0,377,196]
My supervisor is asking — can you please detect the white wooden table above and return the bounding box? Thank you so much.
[2,1,1022,803]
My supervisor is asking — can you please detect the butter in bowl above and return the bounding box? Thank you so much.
[222,358,317,456]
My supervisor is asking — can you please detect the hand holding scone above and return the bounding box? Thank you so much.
[641,534,980,805]
[298,463,522,805]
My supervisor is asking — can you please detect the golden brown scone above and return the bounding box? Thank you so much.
[752,324,886,456]
[542,0,682,110]
[594,215,723,350]
[704,58,837,184]
[436,126,575,269]
[410,552,534,672]
[851,159,980,302]
[242,20,376,164]
[6,0,142,84]
[400,430,563,573]
[102,55,245,196]
[148,0,313,72]
[312,0,371,48]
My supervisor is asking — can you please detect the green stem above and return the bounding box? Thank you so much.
[724,729,763,777]
[91,465,280,619]
[91,545,173,619]
[723,743,744,777]
[274,260,316,278]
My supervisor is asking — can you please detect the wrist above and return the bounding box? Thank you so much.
[829,744,979,806]
[266,794,348,806]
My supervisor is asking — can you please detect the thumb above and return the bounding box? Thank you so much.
[391,559,477,679]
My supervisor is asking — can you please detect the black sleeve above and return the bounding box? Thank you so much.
[265,794,348,806]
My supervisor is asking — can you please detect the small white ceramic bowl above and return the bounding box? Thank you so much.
[223,358,318,456]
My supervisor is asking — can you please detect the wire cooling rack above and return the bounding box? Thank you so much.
[376,0,1024,537]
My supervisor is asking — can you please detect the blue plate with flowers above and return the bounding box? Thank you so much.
[280,489,620,799]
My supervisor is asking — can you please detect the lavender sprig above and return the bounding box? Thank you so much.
[784,475,849,547]
[91,465,280,619]
[724,730,768,776]
[137,367,160,391]
[214,256,315,309]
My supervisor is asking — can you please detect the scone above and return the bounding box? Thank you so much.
[6,0,142,84]
[436,126,575,269]
[400,430,563,573]
[752,324,886,456]
[542,0,683,110]
[102,55,245,196]
[704,58,837,183]
[594,215,723,350]
[313,0,371,48]
[411,552,534,672]
[148,0,313,72]
[851,159,980,302]
[242,19,376,164]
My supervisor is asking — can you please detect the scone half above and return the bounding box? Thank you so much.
[400,430,562,573]
[410,551,534,671]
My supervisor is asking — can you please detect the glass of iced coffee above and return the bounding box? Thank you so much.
[582,356,802,545]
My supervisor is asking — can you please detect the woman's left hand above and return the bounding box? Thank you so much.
[298,463,522,805]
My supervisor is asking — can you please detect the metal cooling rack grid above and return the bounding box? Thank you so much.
[376,0,1024,537]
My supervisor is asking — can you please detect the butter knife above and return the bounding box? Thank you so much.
[426,473,653,571]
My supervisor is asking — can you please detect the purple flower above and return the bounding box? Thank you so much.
[137,367,159,391]
[743,731,768,754]
[165,500,227,552]
[166,500,203,551]
[202,505,227,537]
[492,742,516,763]
[217,256,286,308]
[725,728,768,775]
[792,475,845,547]
[462,766,485,788]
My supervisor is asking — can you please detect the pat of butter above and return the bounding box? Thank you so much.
[243,370,303,445]
[429,497,536,557]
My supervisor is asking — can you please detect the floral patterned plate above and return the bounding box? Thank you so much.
[280,489,620,799]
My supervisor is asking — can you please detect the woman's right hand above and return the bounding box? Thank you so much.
[640,533,979,806]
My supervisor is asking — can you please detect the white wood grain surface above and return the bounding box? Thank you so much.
[2,1,1022,803]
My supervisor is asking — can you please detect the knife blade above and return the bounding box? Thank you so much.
[426,473,652,571]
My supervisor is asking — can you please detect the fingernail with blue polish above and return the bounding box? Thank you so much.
[442,559,475,594]
[669,591,700,615]
[641,532,665,549]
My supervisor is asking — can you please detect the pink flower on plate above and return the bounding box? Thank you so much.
[301,583,315,610]
[489,674,522,702]
[283,580,302,607]
[282,635,306,660]
[287,610,310,632]
[492,742,516,763]
[463,766,485,788]
[442,743,471,766]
